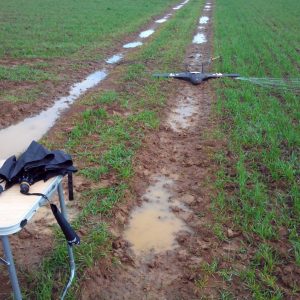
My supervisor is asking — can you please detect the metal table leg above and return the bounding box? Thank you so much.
[1,236,22,300]
[57,182,76,300]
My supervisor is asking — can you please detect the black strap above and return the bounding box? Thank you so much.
[67,172,74,201]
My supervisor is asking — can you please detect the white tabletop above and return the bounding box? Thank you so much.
[0,160,62,235]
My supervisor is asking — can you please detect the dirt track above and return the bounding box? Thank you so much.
[79,2,236,298]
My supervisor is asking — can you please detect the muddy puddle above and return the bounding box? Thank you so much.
[155,18,168,23]
[173,0,190,10]
[156,13,173,24]
[167,93,199,132]
[193,32,207,44]
[123,41,143,48]
[0,70,107,160]
[173,4,183,10]
[106,54,123,64]
[199,16,209,24]
[139,29,155,38]
[124,175,191,255]
[194,53,202,61]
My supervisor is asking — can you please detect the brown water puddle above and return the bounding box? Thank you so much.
[167,93,199,132]
[123,175,191,254]
[0,70,107,160]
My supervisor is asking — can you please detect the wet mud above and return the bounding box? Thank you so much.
[80,82,220,298]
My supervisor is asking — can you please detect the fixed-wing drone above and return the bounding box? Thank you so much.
[153,71,240,85]
[153,56,240,85]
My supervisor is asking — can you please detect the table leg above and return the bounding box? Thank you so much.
[57,182,76,300]
[1,236,22,300]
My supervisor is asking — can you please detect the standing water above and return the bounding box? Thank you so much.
[139,29,155,38]
[193,33,207,44]
[124,176,191,254]
[106,54,123,64]
[123,42,143,48]
[0,70,107,159]
[199,16,209,24]
[173,0,190,9]
[155,18,167,23]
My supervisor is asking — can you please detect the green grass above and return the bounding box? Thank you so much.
[213,0,300,297]
[0,0,179,59]
[25,0,203,298]
[0,87,44,103]
[28,222,110,299]
[0,65,55,81]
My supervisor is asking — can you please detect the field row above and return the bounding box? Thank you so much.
[213,0,300,298]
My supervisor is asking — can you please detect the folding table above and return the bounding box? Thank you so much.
[0,160,76,300]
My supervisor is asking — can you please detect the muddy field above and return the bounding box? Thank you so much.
[1,0,299,299]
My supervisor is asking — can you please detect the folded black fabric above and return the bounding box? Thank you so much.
[0,155,17,185]
[0,141,77,190]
